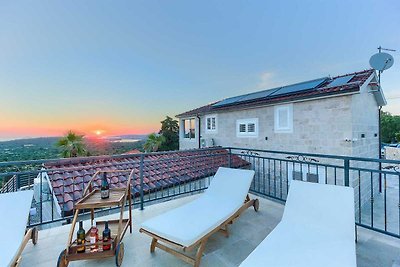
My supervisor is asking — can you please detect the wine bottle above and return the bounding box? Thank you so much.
[101,173,110,199]
[77,221,86,253]
[89,220,99,251]
[102,221,111,251]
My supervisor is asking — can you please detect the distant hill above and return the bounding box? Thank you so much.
[0,137,61,162]
[106,134,148,140]
[0,136,146,163]
[0,137,60,146]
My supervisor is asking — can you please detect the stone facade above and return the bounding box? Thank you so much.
[180,90,378,157]
[179,84,381,208]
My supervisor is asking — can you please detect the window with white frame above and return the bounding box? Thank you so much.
[183,118,196,139]
[205,115,217,133]
[274,104,293,133]
[236,118,258,137]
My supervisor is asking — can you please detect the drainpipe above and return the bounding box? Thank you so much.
[196,115,201,149]
[379,105,382,193]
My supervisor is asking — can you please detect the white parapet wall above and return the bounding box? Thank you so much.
[385,147,400,160]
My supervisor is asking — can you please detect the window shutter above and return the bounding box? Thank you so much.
[239,124,246,133]
[247,123,255,133]
[278,109,289,128]
[274,104,293,133]
[207,118,211,130]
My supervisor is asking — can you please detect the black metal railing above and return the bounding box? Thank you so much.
[0,147,399,239]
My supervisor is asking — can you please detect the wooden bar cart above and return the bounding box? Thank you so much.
[57,169,133,267]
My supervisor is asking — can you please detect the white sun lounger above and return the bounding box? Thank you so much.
[240,180,356,267]
[139,167,259,267]
[0,190,38,267]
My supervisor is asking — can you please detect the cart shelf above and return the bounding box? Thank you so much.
[57,170,133,267]
[75,188,126,209]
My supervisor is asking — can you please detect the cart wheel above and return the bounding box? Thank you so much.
[57,249,69,267]
[253,199,260,212]
[31,227,39,245]
[115,242,124,267]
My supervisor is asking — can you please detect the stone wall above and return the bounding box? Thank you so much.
[178,88,381,209]
[349,85,380,212]
[198,95,354,155]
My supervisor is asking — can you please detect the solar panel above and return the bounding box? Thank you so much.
[235,88,280,102]
[213,87,280,107]
[269,77,328,97]
[213,77,328,108]
[213,95,247,107]
[327,74,354,87]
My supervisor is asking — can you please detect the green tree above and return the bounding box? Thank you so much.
[158,116,179,151]
[381,111,400,143]
[143,133,165,152]
[56,131,87,158]
[396,133,400,143]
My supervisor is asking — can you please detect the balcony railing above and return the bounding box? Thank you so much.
[0,147,399,239]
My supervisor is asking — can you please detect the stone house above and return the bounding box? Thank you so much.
[176,69,386,207]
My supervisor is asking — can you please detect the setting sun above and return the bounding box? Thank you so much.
[95,130,104,136]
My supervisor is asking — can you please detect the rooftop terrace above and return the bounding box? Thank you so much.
[1,147,400,266]
[19,194,400,267]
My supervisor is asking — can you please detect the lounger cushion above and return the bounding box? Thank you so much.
[240,181,356,267]
[282,181,355,240]
[0,190,33,267]
[141,167,255,247]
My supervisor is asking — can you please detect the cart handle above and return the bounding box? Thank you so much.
[82,169,133,198]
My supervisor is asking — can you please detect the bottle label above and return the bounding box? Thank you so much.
[90,236,96,244]
[76,238,86,252]
[77,238,85,252]
[101,190,109,199]
[103,236,110,250]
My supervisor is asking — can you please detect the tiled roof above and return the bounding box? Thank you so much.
[122,149,141,155]
[45,149,250,213]
[177,69,375,117]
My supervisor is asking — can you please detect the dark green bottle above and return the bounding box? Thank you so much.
[102,221,111,251]
[101,173,110,199]
[77,221,86,253]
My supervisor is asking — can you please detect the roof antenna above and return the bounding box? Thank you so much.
[369,46,396,84]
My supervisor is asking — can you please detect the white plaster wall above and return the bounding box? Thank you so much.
[385,147,400,160]
[179,117,200,150]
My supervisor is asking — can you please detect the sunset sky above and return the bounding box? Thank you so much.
[0,1,399,140]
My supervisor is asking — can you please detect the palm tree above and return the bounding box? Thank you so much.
[143,133,165,152]
[56,131,87,158]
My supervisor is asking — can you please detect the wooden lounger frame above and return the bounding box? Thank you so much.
[139,195,259,267]
[11,226,38,267]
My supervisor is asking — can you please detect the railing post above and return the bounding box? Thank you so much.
[228,148,232,168]
[16,174,20,191]
[139,154,144,210]
[344,159,350,187]
[40,171,43,224]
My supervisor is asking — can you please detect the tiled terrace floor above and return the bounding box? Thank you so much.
[21,194,400,267]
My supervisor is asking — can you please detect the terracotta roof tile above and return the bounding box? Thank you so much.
[45,149,249,213]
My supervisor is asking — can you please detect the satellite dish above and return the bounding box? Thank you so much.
[369,52,394,71]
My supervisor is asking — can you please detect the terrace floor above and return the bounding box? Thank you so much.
[20,194,400,267]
